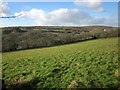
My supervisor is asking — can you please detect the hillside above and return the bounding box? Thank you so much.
[2,26,118,52]
[2,37,119,89]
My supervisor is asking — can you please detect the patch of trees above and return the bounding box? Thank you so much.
[2,26,118,52]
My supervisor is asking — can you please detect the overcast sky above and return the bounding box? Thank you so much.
[0,0,118,27]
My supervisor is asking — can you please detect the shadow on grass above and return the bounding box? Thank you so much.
[2,78,119,90]
[2,77,64,90]
[2,77,42,90]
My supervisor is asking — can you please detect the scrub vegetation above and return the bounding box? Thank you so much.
[2,26,118,52]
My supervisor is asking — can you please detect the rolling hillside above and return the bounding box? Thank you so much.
[2,37,119,89]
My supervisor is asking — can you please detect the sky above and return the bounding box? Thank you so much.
[0,0,119,27]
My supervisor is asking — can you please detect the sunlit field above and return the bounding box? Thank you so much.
[2,37,119,89]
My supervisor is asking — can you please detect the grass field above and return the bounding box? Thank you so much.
[2,37,119,89]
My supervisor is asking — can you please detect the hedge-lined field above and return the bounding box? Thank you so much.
[2,37,119,89]
[2,26,118,52]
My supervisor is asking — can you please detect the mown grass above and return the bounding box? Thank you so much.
[2,37,119,89]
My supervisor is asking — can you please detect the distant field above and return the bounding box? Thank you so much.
[2,37,119,89]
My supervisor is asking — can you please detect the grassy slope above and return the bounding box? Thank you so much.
[2,37,119,88]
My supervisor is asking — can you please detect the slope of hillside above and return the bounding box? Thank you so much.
[2,37,119,89]
[2,26,118,52]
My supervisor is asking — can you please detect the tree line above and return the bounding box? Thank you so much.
[2,26,118,52]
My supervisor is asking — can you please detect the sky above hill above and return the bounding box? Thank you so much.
[0,0,119,27]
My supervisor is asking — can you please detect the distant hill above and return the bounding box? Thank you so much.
[1,25,118,32]
[2,26,118,52]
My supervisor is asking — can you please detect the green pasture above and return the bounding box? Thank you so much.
[2,37,119,89]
